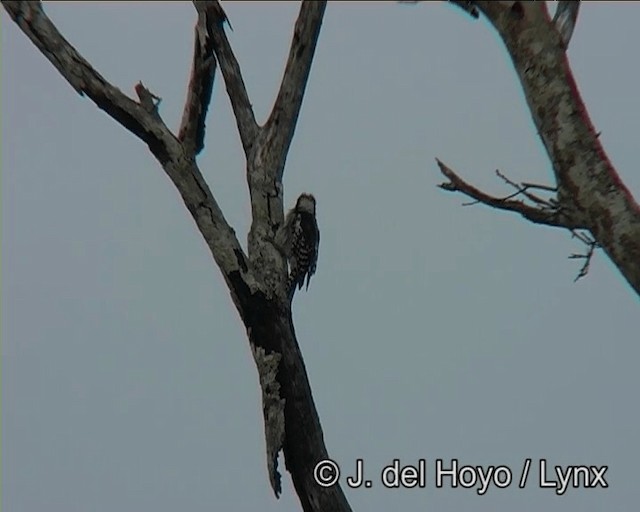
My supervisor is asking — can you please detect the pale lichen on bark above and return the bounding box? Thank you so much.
[251,344,286,497]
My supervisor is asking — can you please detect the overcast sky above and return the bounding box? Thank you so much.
[3,2,639,511]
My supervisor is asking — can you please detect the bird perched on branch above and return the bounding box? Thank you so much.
[276,193,320,296]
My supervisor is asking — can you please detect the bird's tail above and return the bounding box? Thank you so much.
[286,273,305,299]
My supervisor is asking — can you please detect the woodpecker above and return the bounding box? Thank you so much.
[277,193,320,296]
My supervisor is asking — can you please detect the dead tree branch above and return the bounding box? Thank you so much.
[473,1,640,295]
[178,7,217,156]
[2,1,254,300]
[437,159,604,279]
[203,1,327,265]
[399,0,640,295]
[569,231,598,282]
[193,1,258,154]
[437,159,585,229]
[4,1,349,511]
[403,1,640,294]
[265,1,328,179]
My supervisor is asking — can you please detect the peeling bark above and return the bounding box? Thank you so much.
[178,7,217,156]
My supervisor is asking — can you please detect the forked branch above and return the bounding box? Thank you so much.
[2,0,255,318]
[437,159,600,279]
[265,1,328,178]
[437,159,585,229]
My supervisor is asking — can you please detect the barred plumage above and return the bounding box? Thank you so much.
[276,193,319,295]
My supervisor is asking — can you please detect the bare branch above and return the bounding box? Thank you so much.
[495,169,557,208]
[263,1,326,178]
[2,0,255,295]
[553,1,580,49]
[193,1,258,155]
[464,1,640,295]
[436,159,585,229]
[3,1,172,154]
[178,9,217,156]
[437,159,603,278]
[568,232,598,282]
[520,181,558,193]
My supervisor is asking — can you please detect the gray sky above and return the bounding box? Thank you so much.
[3,2,639,511]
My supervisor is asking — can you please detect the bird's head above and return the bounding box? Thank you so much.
[295,193,316,215]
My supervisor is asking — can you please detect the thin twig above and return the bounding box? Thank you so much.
[569,231,597,281]
[436,159,583,228]
[495,169,556,207]
[436,158,599,282]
